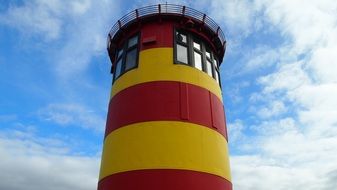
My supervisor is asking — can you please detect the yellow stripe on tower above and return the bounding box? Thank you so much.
[99,121,231,182]
[111,48,223,101]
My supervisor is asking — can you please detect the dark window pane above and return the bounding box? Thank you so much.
[215,70,220,84]
[194,51,202,71]
[176,32,187,43]
[193,41,201,50]
[125,48,137,70]
[206,50,211,59]
[115,59,122,78]
[214,59,218,69]
[128,36,138,48]
[206,60,213,77]
[117,49,123,58]
[177,44,188,64]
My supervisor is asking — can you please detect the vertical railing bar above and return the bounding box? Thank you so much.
[118,20,121,29]
[202,14,206,25]
[136,9,139,20]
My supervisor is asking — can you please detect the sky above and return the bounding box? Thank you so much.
[0,0,337,189]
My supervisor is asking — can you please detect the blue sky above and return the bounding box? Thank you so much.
[1,0,337,189]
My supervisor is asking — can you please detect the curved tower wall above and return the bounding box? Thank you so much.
[98,4,231,190]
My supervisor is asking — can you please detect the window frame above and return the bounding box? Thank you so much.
[113,33,140,82]
[174,28,221,86]
[174,30,190,65]
[213,57,221,85]
[205,47,214,77]
[191,38,204,71]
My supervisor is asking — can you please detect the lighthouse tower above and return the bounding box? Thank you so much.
[98,4,231,190]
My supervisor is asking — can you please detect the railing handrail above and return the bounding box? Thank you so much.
[107,4,226,49]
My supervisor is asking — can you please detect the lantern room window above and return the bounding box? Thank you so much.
[113,34,139,81]
[176,31,189,64]
[174,29,221,85]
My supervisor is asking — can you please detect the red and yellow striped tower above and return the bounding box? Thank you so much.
[98,4,231,190]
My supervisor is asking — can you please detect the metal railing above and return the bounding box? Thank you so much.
[107,4,226,49]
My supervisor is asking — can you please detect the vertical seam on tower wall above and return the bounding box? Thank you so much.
[209,91,217,129]
[179,82,189,120]
[223,105,229,141]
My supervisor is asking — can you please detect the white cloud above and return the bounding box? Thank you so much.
[207,0,259,37]
[254,117,297,136]
[261,0,337,52]
[70,0,91,15]
[37,103,105,132]
[244,47,279,73]
[256,100,287,118]
[0,0,64,41]
[258,61,311,93]
[229,114,337,189]
[0,0,120,77]
[227,119,245,144]
[0,128,100,190]
[54,0,120,78]
[254,0,337,137]
[290,83,337,137]
[259,0,337,83]
[231,155,328,190]
[224,45,281,78]
[309,46,337,83]
[223,0,337,189]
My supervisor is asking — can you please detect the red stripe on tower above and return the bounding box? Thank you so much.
[98,169,232,190]
[105,81,228,140]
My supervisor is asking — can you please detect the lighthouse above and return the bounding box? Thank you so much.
[98,4,231,190]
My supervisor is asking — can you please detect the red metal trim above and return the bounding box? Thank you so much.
[140,21,173,50]
[142,36,157,44]
[111,21,174,56]
[98,169,232,190]
[104,81,228,140]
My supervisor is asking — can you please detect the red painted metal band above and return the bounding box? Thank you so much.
[113,21,174,51]
[98,169,232,190]
[105,81,228,140]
